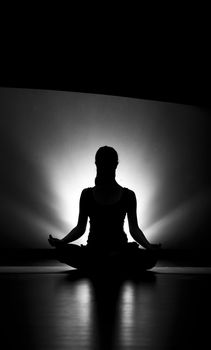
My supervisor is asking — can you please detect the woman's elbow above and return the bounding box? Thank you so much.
[76,224,86,235]
[129,225,139,238]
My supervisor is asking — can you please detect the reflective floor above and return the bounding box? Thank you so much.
[1,266,211,349]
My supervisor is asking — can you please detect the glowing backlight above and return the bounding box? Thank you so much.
[1,87,208,249]
[45,141,158,245]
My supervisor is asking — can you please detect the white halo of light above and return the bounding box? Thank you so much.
[1,87,208,249]
[44,138,158,245]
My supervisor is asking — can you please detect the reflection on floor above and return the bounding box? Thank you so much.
[1,265,211,349]
[1,266,211,274]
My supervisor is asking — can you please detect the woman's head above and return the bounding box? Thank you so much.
[95,146,119,185]
[95,146,119,170]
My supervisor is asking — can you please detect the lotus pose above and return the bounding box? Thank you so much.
[48,146,161,272]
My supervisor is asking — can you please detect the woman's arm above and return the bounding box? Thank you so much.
[48,189,88,246]
[127,190,161,250]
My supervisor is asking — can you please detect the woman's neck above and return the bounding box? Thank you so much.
[95,168,117,186]
[93,178,123,204]
[95,176,117,187]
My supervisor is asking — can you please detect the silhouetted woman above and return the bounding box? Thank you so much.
[48,146,161,272]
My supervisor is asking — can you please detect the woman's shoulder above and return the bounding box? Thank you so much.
[81,186,136,201]
[122,188,137,205]
[123,187,136,197]
[81,187,93,195]
[80,188,93,205]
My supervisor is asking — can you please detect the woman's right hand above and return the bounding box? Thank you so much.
[148,243,162,251]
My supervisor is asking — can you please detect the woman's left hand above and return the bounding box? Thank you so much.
[48,234,63,247]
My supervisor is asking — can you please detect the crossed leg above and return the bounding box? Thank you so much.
[55,243,159,272]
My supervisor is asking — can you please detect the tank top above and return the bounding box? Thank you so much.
[83,187,129,249]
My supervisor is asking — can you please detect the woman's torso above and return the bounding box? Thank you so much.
[84,185,130,249]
